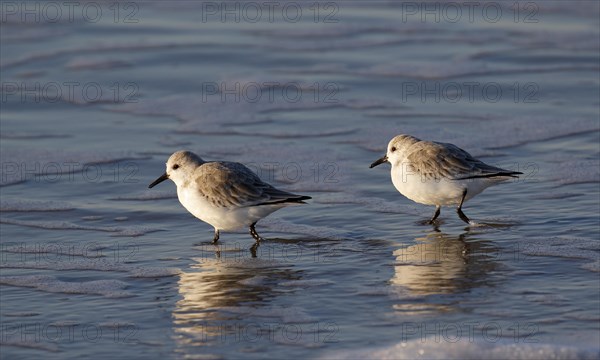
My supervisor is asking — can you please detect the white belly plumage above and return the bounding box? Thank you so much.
[391,170,494,206]
[177,187,284,231]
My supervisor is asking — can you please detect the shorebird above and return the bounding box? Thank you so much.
[149,150,311,244]
[370,135,522,224]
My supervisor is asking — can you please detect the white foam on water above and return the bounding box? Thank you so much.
[0,218,161,237]
[322,338,599,360]
[0,199,74,212]
[0,275,133,298]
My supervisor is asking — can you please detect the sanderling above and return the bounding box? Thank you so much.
[370,134,522,224]
[149,150,311,245]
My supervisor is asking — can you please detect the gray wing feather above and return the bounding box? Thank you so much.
[405,141,518,180]
[195,162,308,208]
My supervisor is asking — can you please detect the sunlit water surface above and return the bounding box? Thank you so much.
[1,2,599,359]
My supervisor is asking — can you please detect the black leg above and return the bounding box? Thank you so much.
[428,205,441,224]
[250,242,259,258]
[249,222,264,242]
[456,189,470,224]
[213,229,220,244]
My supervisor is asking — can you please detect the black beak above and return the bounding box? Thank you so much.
[148,173,169,188]
[369,155,388,168]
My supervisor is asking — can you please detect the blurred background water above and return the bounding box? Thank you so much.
[1,1,599,359]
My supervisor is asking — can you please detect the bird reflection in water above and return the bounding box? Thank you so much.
[391,229,499,314]
[173,250,300,348]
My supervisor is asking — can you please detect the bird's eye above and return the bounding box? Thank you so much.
[391,147,397,152]
[172,164,180,170]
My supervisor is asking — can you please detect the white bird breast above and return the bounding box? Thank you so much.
[176,185,284,231]
[390,164,490,206]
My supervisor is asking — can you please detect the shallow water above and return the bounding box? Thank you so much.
[1,1,599,359]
